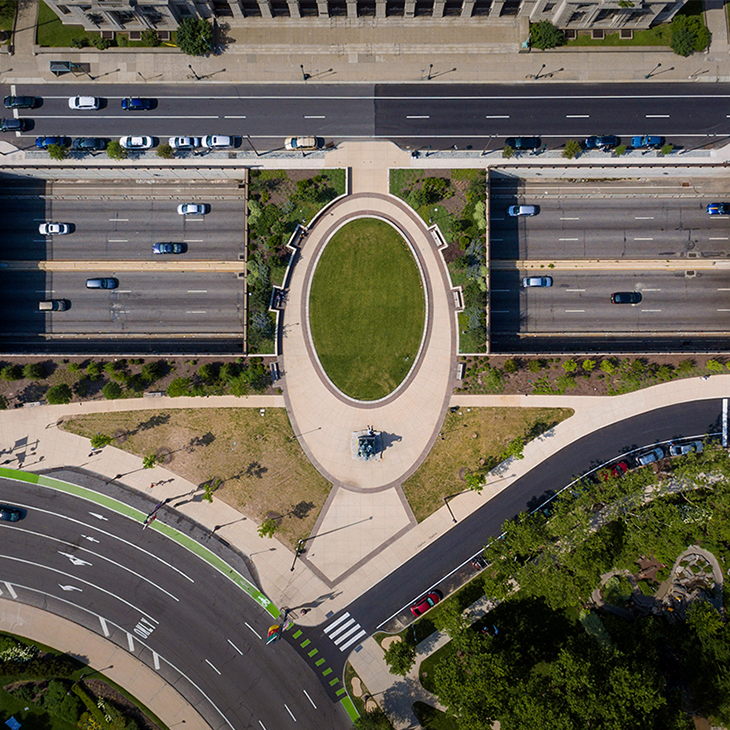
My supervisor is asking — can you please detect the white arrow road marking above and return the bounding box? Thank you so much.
[88,512,108,521]
[58,551,92,567]
[82,535,100,543]
[58,584,82,592]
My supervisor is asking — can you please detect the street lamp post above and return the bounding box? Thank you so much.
[300,64,310,81]
[534,63,546,80]
[644,62,661,79]
[427,64,433,80]
[443,496,457,523]
[188,64,201,81]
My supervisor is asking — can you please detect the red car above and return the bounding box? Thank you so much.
[410,590,443,617]
[602,461,628,481]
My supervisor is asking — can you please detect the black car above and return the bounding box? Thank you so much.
[86,277,118,289]
[4,96,37,110]
[0,118,28,132]
[505,136,542,150]
[0,504,23,522]
[73,137,107,151]
[121,97,153,111]
[585,135,620,150]
[611,291,642,304]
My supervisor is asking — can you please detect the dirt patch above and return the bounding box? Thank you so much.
[61,408,331,546]
[403,406,573,522]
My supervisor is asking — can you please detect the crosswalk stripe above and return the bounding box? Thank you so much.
[329,618,355,638]
[333,623,362,645]
[323,612,350,634]
[339,630,367,652]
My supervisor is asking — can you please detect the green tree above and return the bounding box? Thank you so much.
[383,638,416,677]
[0,364,22,381]
[464,471,483,493]
[614,144,627,156]
[502,145,514,159]
[156,143,174,159]
[86,361,103,380]
[102,381,123,399]
[46,384,73,404]
[671,14,710,56]
[22,362,45,379]
[141,360,163,382]
[90,433,113,450]
[503,358,518,374]
[530,21,565,50]
[167,377,191,397]
[659,143,674,156]
[47,143,67,161]
[197,363,218,383]
[562,139,581,159]
[258,517,278,538]
[141,28,161,46]
[202,477,221,503]
[107,140,128,160]
[176,17,213,56]
[142,453,158,469]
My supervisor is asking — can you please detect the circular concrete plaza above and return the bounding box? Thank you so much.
[282,192,456,491]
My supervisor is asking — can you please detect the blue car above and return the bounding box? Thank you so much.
[36,136,68,148]
[630,135,665,149]
[121,97,153,111]
[707,203,730,215]
[584,135,619,150]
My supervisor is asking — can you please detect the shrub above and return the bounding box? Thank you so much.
[706,359,725,373]
[219,362,240,382]
[562,139,581,159]
[614,144,627,157]
[582,358,596,373]
[90,35,111,50]
[23,362,45,380]
[528,359,543,374]
[659,143,674,156]
[106,140,127,160]
[503,358,518,374]
[197,363,218,383]
[530,21,565,49]
[141,361,163,382]
[67,362,81,373]
[102,382,123,400]
[156,143,174,159]
[90,433,113,449]
[677,358,696,376]
[117,34,129,46]
[0,364,22,381]
[86,361,102,380]
[71,36,89,48]
[46,384,72,404]
[141,28,161,46]
[167,377,192,397]
[562,359,578,373]
[600,359,617,375]
[47,143,67,161]
[176,17,213,56]
[502,145,514,159]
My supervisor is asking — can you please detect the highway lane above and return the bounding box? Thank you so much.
[490,270,730,334]
[0,477,348,730]
[3,82,730,146]
[314,399,724,673]
[490,197,730,261]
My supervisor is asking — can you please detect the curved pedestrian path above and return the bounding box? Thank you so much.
[282,192,455,492]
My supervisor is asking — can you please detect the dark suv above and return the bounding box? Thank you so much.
[505,137,541,150]
[1,118,28,132]
[121,97,153,111]
[4,96,37,109]
[73,137,107,151]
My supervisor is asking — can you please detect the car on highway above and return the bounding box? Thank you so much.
[508,204,538,217]
[121,97,153,111]
[36,136,69,149]
[285,136,323,151]
[120,136,154,150]
[669,440,703,456]
[637,446,664,466]
[68,96,100,110]
[39,299,70,312]
[177,203,209,215]
[410,590,442,617]
[706,203,730,216]
[630,135,665,149]
[169,136,200,149]
[522,276,552,288]
[505,136,541,150]
[202,135,234,149]
[1,118,28,132]
[38,222,70,235]
[73,137,107,152]
[584,135,619,150]
[601,461,628,480]
[86,277,118,289]
[0,504,23,522]
[153,242,186,255]
[611,291,642,304]
[4,96,37,109]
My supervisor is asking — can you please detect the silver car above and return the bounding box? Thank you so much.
[637,447,664,466]
[508,205,538,217]
[668,440,703,457]
[169,136,200,149]
[522,276,552,288]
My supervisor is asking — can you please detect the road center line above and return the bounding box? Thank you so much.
[560,217,580,220]
[245,622,262,639]
[187,290,208,293]
[227,639,243,655]
[186,310,207,314]
[108,239,128,243]
[559,237,579,241]
[284,704,296,722]
[565,309,585,313]
[406,115,430,119]
[109,218,129,222]
[642,309,662,312]
[565,289,586,292]
[485,115,509,118]
[223,115,247,119]
[205,659,221,675]
[303,690,317,709]
[565,114,589,118]
[717,288,730,291]
[717,308,730,312]
[304,115,326,118]
[645,114,670,118]
[709,237,729,240]
[634,237,654,241]
[642,288,662,292]
[634,216,655,220]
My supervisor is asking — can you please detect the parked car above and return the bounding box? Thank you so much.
[177,203,209,215]
[152,243,186,255]
[119,136,154,150]
[36,136,68,149]
[4,96,37,109]
[201,135,234,149]
[637,447,664,466]
[505,137,541,150]
[39,299,70,312]
[121,97,153,111]
[0,504,23,522]
[73,137,107,152]
[584,135,620,150]
[522,276,552,288]
[611,291,642,304]
[706,203,730,216]
[0,118,28,132]
[68,96,100,110]
[508,205,538,217]
[285,136,323,151]
[169,136,200,149]
[38,222,70,235]
[630,135,665,149]
[410,590,443,617]
[601,461,628,480]
[86,277,118,289]
[669,440,704,456]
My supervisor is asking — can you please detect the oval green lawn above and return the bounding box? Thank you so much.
[309,218,426,401]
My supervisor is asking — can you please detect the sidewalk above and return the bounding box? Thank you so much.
[3,0,730,86]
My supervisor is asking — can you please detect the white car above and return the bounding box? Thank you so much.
[119,136,154,150]
[285,136,322,151]
[169,136,201,149]
[68,96,100,110]
[177,203,209,215]
[201,135,233,149]
[39,222,70,235]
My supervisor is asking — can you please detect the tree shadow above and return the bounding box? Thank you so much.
[131,413,171,435]
[286,501,315,520]
[244,461,268,479]
[188,431,215,450]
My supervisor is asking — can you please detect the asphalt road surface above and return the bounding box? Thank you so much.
[0,476,350,730]
[3,82,730,149]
